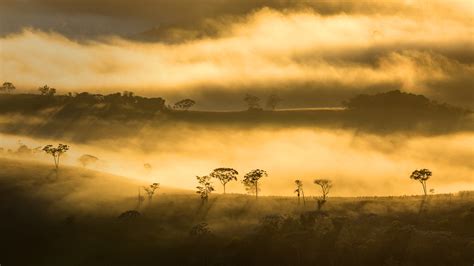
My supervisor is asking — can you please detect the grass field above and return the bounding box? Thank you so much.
[0,158,473,265]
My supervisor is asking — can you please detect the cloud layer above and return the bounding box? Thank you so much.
[0,1,473,108]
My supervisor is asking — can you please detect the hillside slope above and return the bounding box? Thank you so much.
[0,158,189,214]
[0,158,473,265]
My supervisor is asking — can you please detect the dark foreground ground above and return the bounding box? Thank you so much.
[0,158,473,266]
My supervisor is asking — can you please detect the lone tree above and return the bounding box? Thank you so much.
[173,99,196,110]
[143,183,160,204]
[294,179,305,205]
[314,179,332,210]
[410,168,432,196]
[242,169,268,199]
[38,85,56,96]
[244,93,261,110]
[196,175,214,203]
[210,168,239,194]
[266,93,282,110]
[42,144,69,170]
[1,82,15,94]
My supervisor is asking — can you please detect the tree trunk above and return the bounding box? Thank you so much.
[55,155,61,170]
[421,180,427,196]
[255,182,258,199]
[223,183,226,194]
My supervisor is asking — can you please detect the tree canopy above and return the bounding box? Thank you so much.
[314,179,332,200]
[42,144,69,169]
[1,82,16,93]
[38,85,56,96]
[210,168,239,194]
[410,168,432,196]
[242,169,268,198]
[244,93,261,110]
[173,99,196,110]
[266,93,282,110]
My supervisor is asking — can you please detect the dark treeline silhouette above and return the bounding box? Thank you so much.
[341,90,471,132]
[0,90,471,139]
[0,91,167,118]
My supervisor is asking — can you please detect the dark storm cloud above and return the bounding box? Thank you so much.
[1,0,466,39]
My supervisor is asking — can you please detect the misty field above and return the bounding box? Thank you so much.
[0,158,472,266]
[2,1,474,265]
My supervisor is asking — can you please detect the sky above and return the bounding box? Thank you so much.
[0,0,473,109]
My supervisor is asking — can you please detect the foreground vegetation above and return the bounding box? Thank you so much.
[0,158,472,266]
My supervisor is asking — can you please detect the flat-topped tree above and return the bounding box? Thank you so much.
[210,168,238,194]
[242,169,268,199]
[410,168,432,196]
[173,99,195,111]
[1,82,15,94]
[42,144,69,170]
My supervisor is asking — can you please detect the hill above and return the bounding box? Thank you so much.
[0,90,472,141]
[0,158,473,265]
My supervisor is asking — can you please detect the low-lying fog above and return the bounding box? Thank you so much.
[1,126,472,197]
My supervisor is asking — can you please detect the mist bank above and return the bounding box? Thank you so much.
[1,91,471,196]
[1,123,473,197]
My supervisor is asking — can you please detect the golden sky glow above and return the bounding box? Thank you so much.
[1,0,473,107]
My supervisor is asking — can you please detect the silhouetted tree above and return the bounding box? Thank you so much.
[1,82,15,94]
[196,175,214,203]
[122,91,134,97]
[143,183,160,204]
[42,144,69,170]
[266,93,282,110]
[294,179,305,205]
[173,99,196,110]
[242,169,268,199]
[410,168,432,196]
[314,179,332,210]
[38,85,56,96]
[244,93,261,110]
[78,154,98,167]
[210,168,238,194]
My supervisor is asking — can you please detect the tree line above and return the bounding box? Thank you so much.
[1,81,286,112]
[40,143,435,212]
